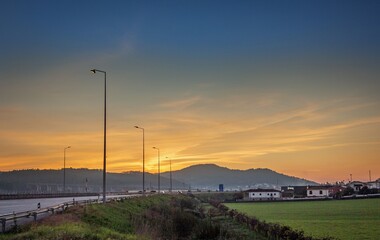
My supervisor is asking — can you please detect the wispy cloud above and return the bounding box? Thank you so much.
[158,96,201,109]
[175,97,380,166]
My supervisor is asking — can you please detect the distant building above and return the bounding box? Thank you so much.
[307,186,332,197]
[367,179,380,189]
[281,186,307,198]
[329,185,345,196]
[219,184,224,192]
[245,189,281,200]
[348,181,366,192]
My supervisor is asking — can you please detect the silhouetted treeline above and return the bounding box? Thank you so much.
[0,168,187,193]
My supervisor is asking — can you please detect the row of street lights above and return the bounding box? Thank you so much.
[134,126,173,194]
[64,69,172,204]
[64,70,175,203]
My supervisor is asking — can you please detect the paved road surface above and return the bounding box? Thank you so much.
[0,195,128,215]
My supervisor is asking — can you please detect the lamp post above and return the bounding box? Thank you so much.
[63,146,71,192]
[153,147,160,192]
[166,157,172,193]
[134,126,145,194]
[90,69,107,204]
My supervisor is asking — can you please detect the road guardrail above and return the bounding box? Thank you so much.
[0,195,139,233]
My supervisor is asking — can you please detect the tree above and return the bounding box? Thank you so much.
[342,186,354,196]
[233,192,244,201]
[359,186,370,195]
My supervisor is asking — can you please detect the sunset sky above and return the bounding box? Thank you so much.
[1,1,380,183]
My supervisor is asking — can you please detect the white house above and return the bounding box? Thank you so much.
[348,181,366,192]
[246,189,281,200]
[307,186,331,197]
[367,179,380,189]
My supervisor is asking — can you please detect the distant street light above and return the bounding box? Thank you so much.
[134,126,145,194]
[63,146,71,192]
[90,69,107,204]
[153,147,160,192]
[166,157,172,193]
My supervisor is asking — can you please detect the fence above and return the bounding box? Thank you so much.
[0,195,135,233]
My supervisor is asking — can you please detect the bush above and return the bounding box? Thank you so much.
[342,187,354,196]
[194,221,221,240]
[179,198,196,211]
[172,209,197,238]
[233,192,244,201]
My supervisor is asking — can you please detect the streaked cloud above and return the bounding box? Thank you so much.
[158,96,201,109]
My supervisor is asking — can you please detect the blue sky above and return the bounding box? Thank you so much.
[1,0,380,182]
[2,1,380,60]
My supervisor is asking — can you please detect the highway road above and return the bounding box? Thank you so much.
[0,195,129,215]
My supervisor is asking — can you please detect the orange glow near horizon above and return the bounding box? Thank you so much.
[1,91,379,184]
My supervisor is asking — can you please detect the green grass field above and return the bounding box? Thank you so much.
[226,198,380,240]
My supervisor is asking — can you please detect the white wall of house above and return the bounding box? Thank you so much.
[248,191,280,199]
[367,181,380,189]
[307,189,329,197]
[348,182,365,192]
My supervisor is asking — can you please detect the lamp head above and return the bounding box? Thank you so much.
[68,146,71,148]
[134,126,139,128]
[90,69,96,74]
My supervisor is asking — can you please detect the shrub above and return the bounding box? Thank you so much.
[233,192,244,201]
[194,221,223,240]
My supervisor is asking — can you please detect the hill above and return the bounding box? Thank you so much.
[161,164,318,190]
[0,168,187,194]
[0,164,317,193]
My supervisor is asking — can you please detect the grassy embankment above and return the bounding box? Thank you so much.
[0,194,266,240]
[226,198,380,240]
[0,195,164,240]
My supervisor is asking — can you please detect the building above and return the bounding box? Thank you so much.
[245,189,281,200]
[329,185,345,196]
[348,181,366,192]
[281,186,307,198]
[367,179,380,189]
[307,186,332,197]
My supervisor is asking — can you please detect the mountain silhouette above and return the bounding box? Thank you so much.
[161,164,318,190]
[0,168,187,194]
[0,164,317,193]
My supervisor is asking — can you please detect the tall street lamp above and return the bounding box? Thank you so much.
[63,146,71,192]
[166,157,172,193]
[153,147,160,192]
[91,69,107,204]
[134,126,145,194]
